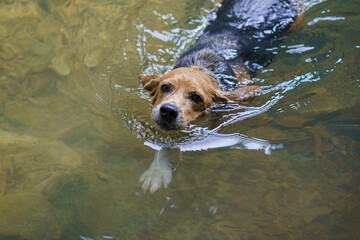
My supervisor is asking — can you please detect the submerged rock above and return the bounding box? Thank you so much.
[28,39,53,56]
[0,191,62,239]
[49,55,71,76]
[84,50,101,68]
[0,130,85,239]
[4,100,43,126]
[0,130,83,194]
[303,206,332,224]
[1,43,19,60]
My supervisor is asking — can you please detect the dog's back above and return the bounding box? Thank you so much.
[175,0,297,90]
[210,0,296,41]
[139,0,298,132]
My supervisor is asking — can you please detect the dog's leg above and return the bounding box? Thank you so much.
[216,85,261,103]
[139,148,172,194]
[288,13,306,33]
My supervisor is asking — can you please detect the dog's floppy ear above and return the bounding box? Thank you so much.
[212,89,230,103]
[213,86,261,103]
[139,74,160,92]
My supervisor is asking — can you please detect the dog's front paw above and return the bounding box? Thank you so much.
[139,164,172,194]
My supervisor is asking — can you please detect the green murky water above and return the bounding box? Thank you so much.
[0,0,359,239]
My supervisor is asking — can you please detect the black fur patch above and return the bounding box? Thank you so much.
[173,0,297,91]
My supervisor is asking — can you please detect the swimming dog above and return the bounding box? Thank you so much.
[139,0,299,193]
[140,0,298,130]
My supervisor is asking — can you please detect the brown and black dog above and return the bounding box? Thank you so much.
[140,0,298,130]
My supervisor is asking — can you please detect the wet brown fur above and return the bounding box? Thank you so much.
[139,0,298,129]
[139,67,260,128]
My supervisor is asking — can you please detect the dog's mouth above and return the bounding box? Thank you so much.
[157,121,181,130]
[153,103,184,130]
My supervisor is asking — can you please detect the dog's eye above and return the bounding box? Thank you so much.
[190,94,203,104]
[161,84,170,93]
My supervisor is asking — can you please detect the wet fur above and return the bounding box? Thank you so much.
[140,0,297,130]
[139,0,298,193]
[140,68,259,129]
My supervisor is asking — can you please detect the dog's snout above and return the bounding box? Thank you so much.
[160,103,178,121]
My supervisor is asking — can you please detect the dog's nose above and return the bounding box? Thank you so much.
[160,103,178,121]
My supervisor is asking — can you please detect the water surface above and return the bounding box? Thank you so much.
[0,0,359,239]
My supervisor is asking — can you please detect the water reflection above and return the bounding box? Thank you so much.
[145,132,283,153]
[308,16,345,25]
[141,131,283,193]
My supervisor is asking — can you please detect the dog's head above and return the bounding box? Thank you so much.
[140,67,259,130]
